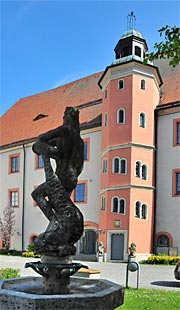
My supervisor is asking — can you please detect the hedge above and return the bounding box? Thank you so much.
[145,255,180,265]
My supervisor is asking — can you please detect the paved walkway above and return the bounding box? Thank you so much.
[0,255,179,291]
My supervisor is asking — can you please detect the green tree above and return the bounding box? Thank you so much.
[144,25,180,67]
[0,204,15,249]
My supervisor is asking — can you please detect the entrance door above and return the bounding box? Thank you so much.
[111,233,124,260]
[80,230,96,254]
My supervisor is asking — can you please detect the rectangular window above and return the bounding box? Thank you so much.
[118,79,124,90]
[176,173,180,195]
[173,119,180,146]
[177,123,180,144]
[172,169,180,196]
[74,183,86,202]
[9,189,19,207]
[38,155,44,168]
[35,154,44,169]
[84,142,88,160]
[9,153,20,173]
[83,138,90,161]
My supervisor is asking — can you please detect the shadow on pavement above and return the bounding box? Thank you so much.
[151,281,180,288]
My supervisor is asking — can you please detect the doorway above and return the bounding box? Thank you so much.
[111,233,124,260]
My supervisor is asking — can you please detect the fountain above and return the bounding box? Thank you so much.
[0,107,124,309]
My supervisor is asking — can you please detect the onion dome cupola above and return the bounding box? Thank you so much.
[113,12,148,65]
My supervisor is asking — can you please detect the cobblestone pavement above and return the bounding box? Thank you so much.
[0,255,179,291]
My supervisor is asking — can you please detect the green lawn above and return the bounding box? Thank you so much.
[115,288,180,310]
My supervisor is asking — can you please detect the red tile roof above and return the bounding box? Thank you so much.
[1,60,179,148]
[0,72,103,147]
[154,59,180,105]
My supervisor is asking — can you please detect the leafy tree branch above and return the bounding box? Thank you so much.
[144,25,180,67]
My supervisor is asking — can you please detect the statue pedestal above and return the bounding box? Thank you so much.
[41,255,72,294]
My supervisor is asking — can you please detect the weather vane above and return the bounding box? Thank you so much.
[127,12,136,30]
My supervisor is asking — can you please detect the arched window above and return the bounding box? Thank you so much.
[113,157,127,174]
[141,79,146,90]
[135,201,140,218]
[102,158,107,173]
[112,197,118,213]
[104,89,107,98]
[117,109,125,124]
[157,235,169,247]
[139,113,146,128]
[119,199,125,214]
[113,157,120,173]
[141,204,147,219]
[120,159,127,174]
[118,79,124,89]
[104,113,108,127]
[135,161,141,177]
[101,196,106,210]
[142,165,147,180]
[135,46,141,57]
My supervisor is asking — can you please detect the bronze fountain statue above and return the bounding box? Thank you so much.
[26,107,87,294]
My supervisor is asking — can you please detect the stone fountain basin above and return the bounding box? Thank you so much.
[0,276,124,310]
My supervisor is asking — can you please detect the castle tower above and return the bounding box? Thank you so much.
[98,15,162,261]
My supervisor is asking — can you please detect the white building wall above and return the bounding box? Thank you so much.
[0,127,101,251]
[156,110,180,254]
[0,146,24,250]
[78,128,101,225]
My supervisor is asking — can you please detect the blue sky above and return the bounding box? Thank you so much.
[1,0,180,115]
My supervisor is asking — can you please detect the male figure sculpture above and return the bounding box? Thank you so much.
[31,107,84,256]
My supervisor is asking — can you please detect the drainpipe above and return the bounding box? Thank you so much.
[153,109,158,254]
[22,144,26,251]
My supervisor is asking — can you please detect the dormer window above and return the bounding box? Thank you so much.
[33,114,48,121]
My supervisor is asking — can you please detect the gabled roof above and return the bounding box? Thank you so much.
[0,72,102,148]
[154,59,180,105]
[1,59,179,148]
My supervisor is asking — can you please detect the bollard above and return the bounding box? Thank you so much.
[126,261,139,289]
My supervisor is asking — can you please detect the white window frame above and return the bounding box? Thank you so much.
[135,161,148,180]
[111,196,126,214]
[120,158,127,175]
[117,108,125,124]
[101,195,106,210]
[112,157,127,174]
[112,157,120,173]
[118,79,124,90]
[119,198,126,214]
[102,158,108,173]
[140,79,146,90]
[139,112,146,128]
[104,112,108,127]
[134,201,148,220]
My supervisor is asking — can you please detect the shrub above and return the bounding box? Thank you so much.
[8,249,22,256]
[0,268,20,279]
[140,255,180,265]
[22,251,40,258]
[0,248,22,256]
[27,243,34,252]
